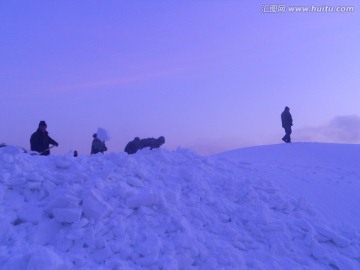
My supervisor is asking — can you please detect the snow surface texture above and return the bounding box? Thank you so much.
[0,143,359,269]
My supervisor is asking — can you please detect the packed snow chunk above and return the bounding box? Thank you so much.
[132,233,161,266]
[0,146,25,164]
[0,220,14,243]
[2,254,28,270]
[46,191,81,212]
[0,145,24,156]
[0,186,5,202]
[0,172,11,184]
[9,175,27,187]
[82,189,112,221]
[17,204,44,224]
[315,225,351,248]
[26,172,44,183]
[126,193,161,208]
[27,246,69,270]
[33,219,61,245]
[92,243,113,264]
[55,155,75,170]
[53,207,82,223]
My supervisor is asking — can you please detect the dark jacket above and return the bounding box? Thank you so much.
[281,108,293,128]
[91,137,107,154]
[30,129,58,155]
[139,137,165,150]
[124,137,141,154]
[124,136,165,154]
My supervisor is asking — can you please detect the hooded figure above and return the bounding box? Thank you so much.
[91,133,107,154]
[124,137,141,154]
[30,121,59,155]
[124,136,165,154]
[281,106,293,143]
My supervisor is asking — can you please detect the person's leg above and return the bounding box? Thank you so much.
[281,127,288,142]
[285,127,292,143]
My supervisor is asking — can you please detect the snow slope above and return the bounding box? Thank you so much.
[216,142,360,228]
[0,143,359,269]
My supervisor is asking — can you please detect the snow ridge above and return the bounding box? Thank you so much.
[0,145,359,269]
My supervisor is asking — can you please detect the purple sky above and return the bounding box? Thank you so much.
[1,1,359,155]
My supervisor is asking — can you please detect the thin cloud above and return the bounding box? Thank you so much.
[56,70,172,93]
[296,115,360,143]
[21,69,180,98]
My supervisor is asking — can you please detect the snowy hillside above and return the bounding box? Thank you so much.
[216,143,360,228]
[0,143,359,269]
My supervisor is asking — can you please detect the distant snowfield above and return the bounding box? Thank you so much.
[216,143,360,228]
[0,143,359,269]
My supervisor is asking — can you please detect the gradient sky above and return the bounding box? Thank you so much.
[1,1,359,155]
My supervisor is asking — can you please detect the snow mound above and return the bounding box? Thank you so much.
[216,142,360,228]
[0,145,359,269]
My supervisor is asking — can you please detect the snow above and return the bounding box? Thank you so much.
[216,142,360,228]
[96,128,110,142]
[0,143,359,269]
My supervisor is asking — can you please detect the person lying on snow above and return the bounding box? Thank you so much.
[124,136,165,154]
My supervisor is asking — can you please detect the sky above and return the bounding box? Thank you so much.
[1,0,359,155]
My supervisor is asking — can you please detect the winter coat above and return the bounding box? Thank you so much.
[139,138,163,150]
[281,109,293,128]
[30,129,58,155]
[124,138,141,154]
[91,138,107,154]
[124,136,165,154]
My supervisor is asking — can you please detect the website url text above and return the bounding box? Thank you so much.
[262,5,355,13]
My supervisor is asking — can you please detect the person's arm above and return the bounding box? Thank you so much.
[102,142,107,152]
[48,135,59,146]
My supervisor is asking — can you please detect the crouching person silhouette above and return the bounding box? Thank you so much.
[124,136,165,154]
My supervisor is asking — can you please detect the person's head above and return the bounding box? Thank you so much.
[285,106,290,111]
[157,136,165,145]
[38,121,47,132]
[93,133,97,138]
[134,137,140,142]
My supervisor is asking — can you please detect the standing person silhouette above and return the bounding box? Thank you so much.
[30,121,59,155]
[281,106,293,143]
[91,133,108,154]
